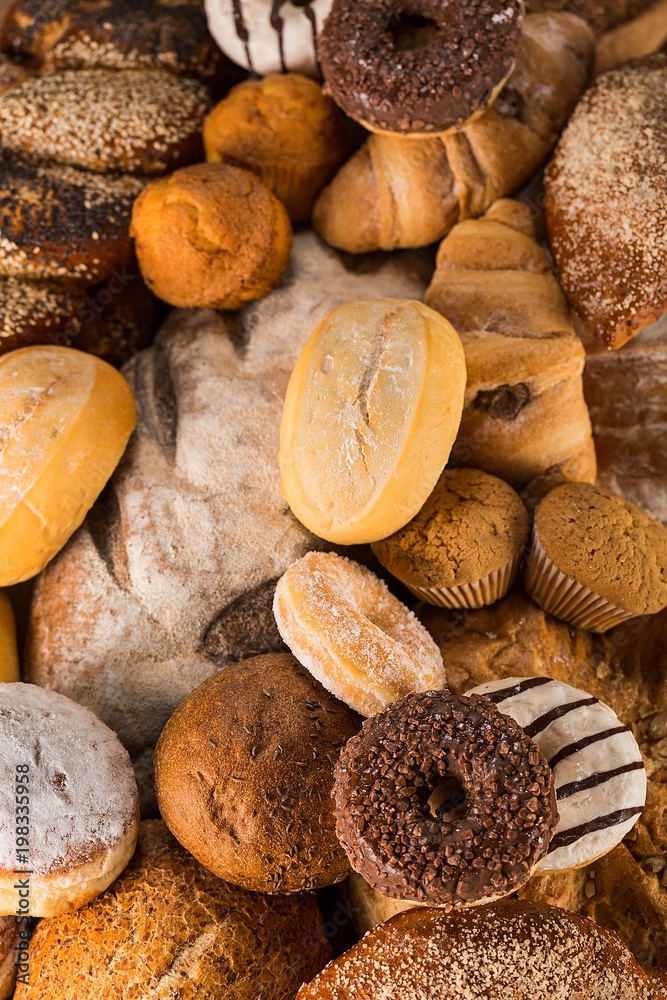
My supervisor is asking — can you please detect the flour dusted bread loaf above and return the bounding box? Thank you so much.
[0,161,143,284]
[313,12,595,253]
[583,319,667,525]
[25,231,431,811]
[1,0,226,81]
[13,820,330,1000]
[424,199,596,500]
[0,69,210,175]
[546,54,667,349]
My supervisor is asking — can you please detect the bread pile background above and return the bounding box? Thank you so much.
[0,0,666,996]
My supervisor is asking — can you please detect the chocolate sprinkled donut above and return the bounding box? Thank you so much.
[318,0,525,135]
[334,690,557,908]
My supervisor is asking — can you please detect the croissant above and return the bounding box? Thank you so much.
[313,12,595,254]
[424,198,597,502]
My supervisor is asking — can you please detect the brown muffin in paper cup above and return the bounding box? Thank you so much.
[524,526,637,632]
[407,553,522,610]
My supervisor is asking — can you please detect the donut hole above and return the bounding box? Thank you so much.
[391,13,440,52]
[427,776,468,823]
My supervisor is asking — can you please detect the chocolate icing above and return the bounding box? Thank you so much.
[318,0,525,134]
[333,690,557,908]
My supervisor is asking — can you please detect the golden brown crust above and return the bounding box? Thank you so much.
[0,275,156,365]
[14,820,331,1000]
[0,69,210,176]
[546,54,667,349]
[296,900,655,999]
[155,653,361,894]
[205,74,351,224]
[534,482,667,615]
[526,0,656,34]
[131,162,293,309]
[1,0,224,81]
[373,469,529,590]
[0,160,143,284]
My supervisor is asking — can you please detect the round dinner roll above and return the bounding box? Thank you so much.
[0,592,19,684]
[0,917,18,1000]
[131,163,293,309]
[155,653,361,893]
[296,900,657,999]
[204,73,351,223]
[279,299,467,545]
[0,683,140,918]
[0,347,136,587]
[13,820,330,1000]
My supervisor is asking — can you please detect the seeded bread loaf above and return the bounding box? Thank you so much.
[1,0,225,81]
[0,69,210,176]
[0,161,143,284]
[25,231,431,812]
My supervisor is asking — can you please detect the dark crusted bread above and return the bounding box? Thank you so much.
[526,0,656,34]
[0,275,157,365]
[0,160,143,284]
[155,653,362,893]
[0,69,210,175]
[1,0,224,81]
[13,820,330,1000]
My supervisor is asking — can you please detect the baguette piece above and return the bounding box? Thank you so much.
[0,69,210,176]
[313,12,595,253]
[424,199,596,499]
[1,0,224,82]
[0,161,143,284]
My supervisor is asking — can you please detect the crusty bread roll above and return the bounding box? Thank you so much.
[296,901,656,999]
[313,12,595,253]
[0,161,143,285]
[424,199,596,500]
[0,275,156,365]
[131,163,292,309]
[0,917,17,1000]
[0,69,210,175]
[0,592,18,683]
[0,684,140,917]
[25,231,431,812]
[280,299,466,544]
[155,653,360,892]
[0,347,136,586]
[347,872,418,935]
[13,820,330,999]
[546,54,667,349]
[1,0,226,82]
[582,319,667,526]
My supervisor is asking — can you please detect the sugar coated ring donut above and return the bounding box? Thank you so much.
[333,690,557,908]
[467,676,647,872]
[204,0,334,77]
[296,900,657,999]
[0,683,140,918]
[318,0,525,135]
[273,551,446,717]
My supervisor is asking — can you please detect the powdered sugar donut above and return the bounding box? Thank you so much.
[204,0,334,77]
[0,684,140,917]
[274,551,446,717]
[467,676,647,872]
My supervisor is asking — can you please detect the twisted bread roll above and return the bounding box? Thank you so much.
[424,199,596,498]
[313,12,595,253]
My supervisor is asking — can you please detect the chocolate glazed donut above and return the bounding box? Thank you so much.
[318,0,525,134]
[334,690,557,908]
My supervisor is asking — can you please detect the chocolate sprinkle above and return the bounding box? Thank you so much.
[333,690,557,908]
[318,0,525,134]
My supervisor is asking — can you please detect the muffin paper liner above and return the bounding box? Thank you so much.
[524,527,637,633]
[406,555,521,610]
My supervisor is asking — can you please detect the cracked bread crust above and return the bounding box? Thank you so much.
[13,820,331,999]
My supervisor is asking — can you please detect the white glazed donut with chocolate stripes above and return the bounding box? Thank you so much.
[466,676,647,873]
[204,0,334,77]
